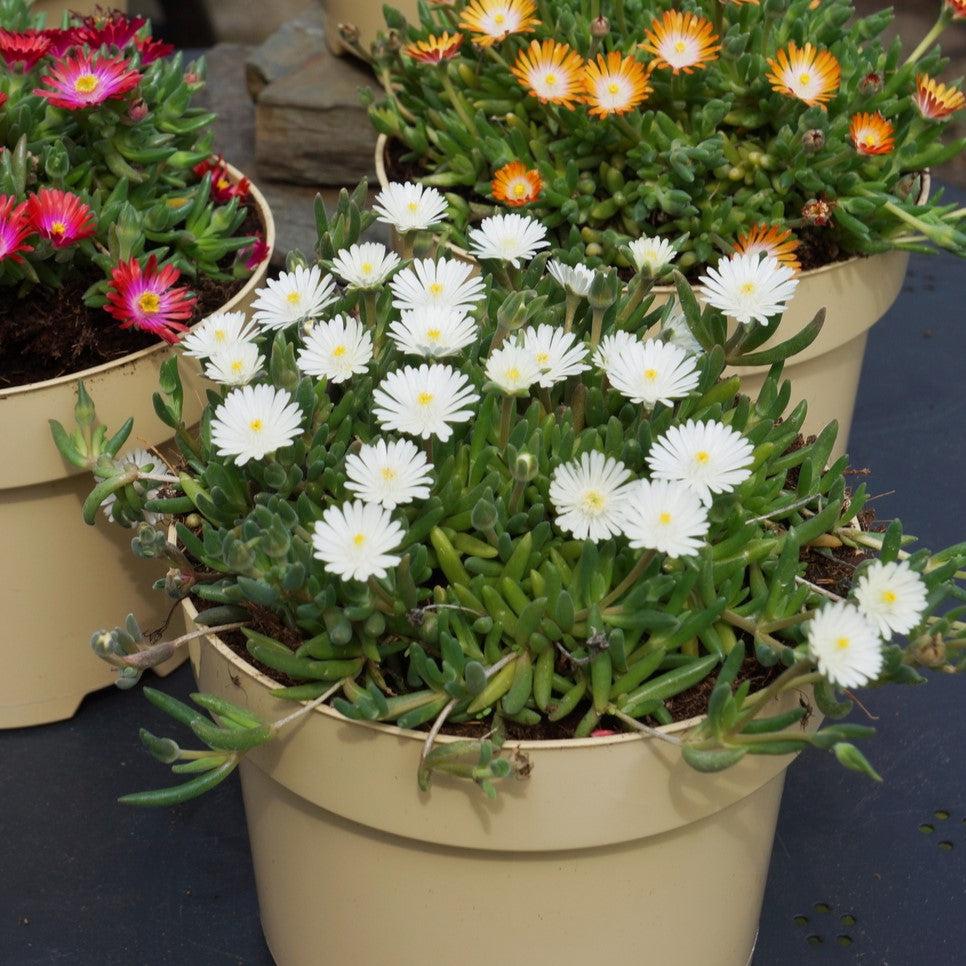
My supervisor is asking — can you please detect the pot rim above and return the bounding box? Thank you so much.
[183,594,737,752]
[373,132,932,287]
[0,161,276,401]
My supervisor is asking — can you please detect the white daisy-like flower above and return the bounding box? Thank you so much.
[549,450,635,542]
[468,213,549,267]
[604,338,700,408]
[251,264,337,331]
[297,315,373,384]
[620,478,710,558]
[330,242,401,289]
[660,304,703,356]
[388,306,478,358]
[311,499,405,582]
[807,601,884,689]
[99,447,161,524]
[373,363,480,441]
[697,252,799,326]
[389,257,487,313]
[547,259,595,297]
[521,324,589,387]
[485,343,541,395]
[345,438,433,510]
[593,330,639,371]
[210,384,303,466]
[180,311,257,359]
[647,418,754,506]
[373,181,449,233]
[204,341,264,386]
[628,235,678,275]
[853,560,928,641]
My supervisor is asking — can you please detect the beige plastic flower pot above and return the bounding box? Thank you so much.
[184,597,817,966]
[324,0,418,55]
[376,135,924,459]
[0,168,274,729]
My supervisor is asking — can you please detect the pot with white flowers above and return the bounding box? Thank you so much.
[1,2,276,727]
[70,186,965,966]
[366,0,966,455]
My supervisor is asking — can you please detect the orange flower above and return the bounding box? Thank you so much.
[512,39,585,109]
[492,161,542,206]
[849,112,894,156]
[580,51,652,118]
[734,224,801,272]
[404,32,464,64]
[766,42,840,107]
[946,0,966,19]
[641,10,720,74]
[459,0,539,47]
[914,74,966,120]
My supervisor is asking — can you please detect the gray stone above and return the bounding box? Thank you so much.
[245,8,326,100]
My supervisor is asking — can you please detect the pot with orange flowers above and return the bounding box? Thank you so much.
[366,0,964,452]
[0,1,275,727]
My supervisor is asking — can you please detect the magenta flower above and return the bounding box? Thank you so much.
[34,52,141,111]
[135,36,174,66]
[26,188,96,248]
[0,29,51,71]
[104,255,197,343]
[0,195,34,264]
[76,12,147,50]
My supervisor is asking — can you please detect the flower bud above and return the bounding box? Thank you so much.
[90,630,116,658]
[859,71,883,96]
[590,15,610,38]
[588,268,619,311]
[512,453,538,483]
[338,21,361,46]
[185,513,203,530]
[802,197,833,227]
[496,291,530,331]
[802,129,825,153]
[127,98,149,123]
[911,632,947,668]
[164,567,194,599]
[183,71,201,86]
[471,497,498,532]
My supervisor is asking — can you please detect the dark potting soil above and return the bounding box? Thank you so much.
[0,201,262,390]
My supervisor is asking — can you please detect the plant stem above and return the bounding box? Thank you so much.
[270,680,344,733]
[732,659,812,729]
[904,10,952,67]
[499,394,514,447]
[589,308,605,348]
[421,697,459,761]
[610,707,683,746]
[594,550,656,613]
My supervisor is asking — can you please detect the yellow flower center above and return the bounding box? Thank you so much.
[407,201,420,213]
[426,327,442,342]
[285,291,301,304]
[607,81,620,95]
[740,281,757,295]
[50,220,67,236]
[417,391,435,406]
[493,12,505,24]
[230,359,244,374]
[673,40,687,53]
[216,178,230,190]
[214,329,227,342]
[582,489,606,514]
[799,72,811,87]
[332,344,347,357]
[643,368,658,381]
[74,73,99,94]
[535,352,550,365]
[506,366,521,382]
[835,636,850,651]
[380,467,397,481]
[137,292,161,315]
[659,511,672,525]
[695,450,710,463]
[862,135,876,148]
[352,532,366,547]
[249,418,263,432]
[429,282,444,296]
[513,182,527,198]
[361,261,374,275]
[544,72,557,86]
[881,589,897,604]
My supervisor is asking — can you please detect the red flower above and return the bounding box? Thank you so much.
[26,188,96,248]
[0,29,51,71]
[0,195,34,263]
[105,254,197,342]
[42,27,85,57]
[241,233,270,271]
[193,155,250,202]
[34,52,141,111]
[0,92,6,110]
[76,11,147,50]
[135,36,174,65]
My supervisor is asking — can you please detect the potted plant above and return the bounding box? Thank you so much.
[363,0,964,450]
[0,0,275,726]
[67,185,965,965]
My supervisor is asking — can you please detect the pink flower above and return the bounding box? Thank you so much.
[0,29,51,71]
[193,155,250,202]
[591,728,617,738]
[26,188,96,248]
[241,233,270,271]
[34,52,141,111]
[0,195,34,263]
[135,36,174,65]
[104,254,197,342]
[0,92,6,110]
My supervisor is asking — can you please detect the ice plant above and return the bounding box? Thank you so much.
[330,242,400,289]
[628,236,678,275]
[193,156,251,203]
[467,213,548,266]
[373,181,449,233]
[403,31,464,64]
[370,0,966,271]
[0,28,49,70]
[458,0,539,47]
[104,255,196,343]
[0,195,32,263]
[251,266,337,331]
[733,225,801,272]
[849,112,895,156]
[62,189,966,807]
[388,306,478,358]
[26,189,96,248]
[697,253,799,326]
[390,257,486,311]
[492,161,542,207]
[180,311,256,359]
[34,51,141,110]
[640,11,720,75]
